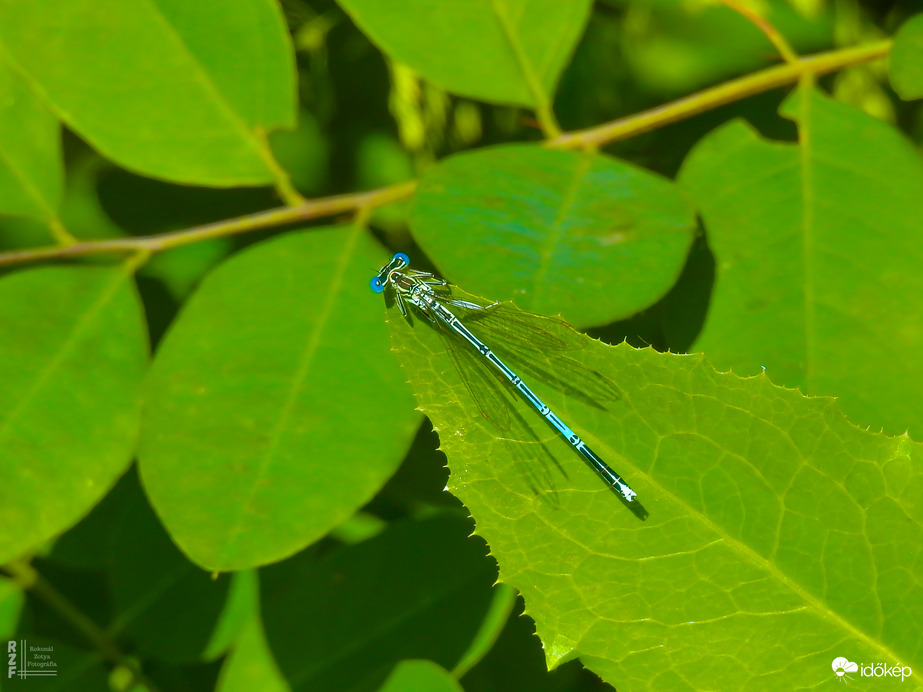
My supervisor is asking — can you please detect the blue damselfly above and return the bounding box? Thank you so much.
[371,253,637,503]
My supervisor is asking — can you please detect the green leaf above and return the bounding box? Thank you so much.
[384,285,923,690]
[107,471,234,662]
[0,0,295,187]
[269,109,330,196]
[336,0,592,108]
[218,617,291,692]
[260,515,497,692]
[678,87,923,438]
[451,584,517,678]
[139,227,418,570]
[890,14,923,100]
[0,576,23,638]
[59,157,129,241]
[410,145,696,327]
[0,58,62,223]
[0,264,147,563]
[378,660,462,692]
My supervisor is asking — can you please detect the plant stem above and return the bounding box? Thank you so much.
[0,41,890,269]
[0,180,417,267]
[1,560,162,692]
[548,40,891,150]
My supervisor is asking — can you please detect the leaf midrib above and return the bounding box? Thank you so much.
[214,225,362,565]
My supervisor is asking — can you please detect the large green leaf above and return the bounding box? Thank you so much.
[0,0,295,186]
[0,59,62,224]
[381,284,923,691]
[336,0,592,108]
[410,145,696,327]
[139,227,418,571]
[678,87,923,439]
[0,264,147,563]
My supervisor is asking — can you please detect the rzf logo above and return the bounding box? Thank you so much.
[7,640,16,679]
[7,639,57,678]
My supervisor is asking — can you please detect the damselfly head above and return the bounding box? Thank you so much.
[370,252,411,293]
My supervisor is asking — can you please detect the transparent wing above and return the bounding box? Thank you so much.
[443,292,621,405]
[439,328,563,501]
[445,299,572,352]
[439,329,512,432]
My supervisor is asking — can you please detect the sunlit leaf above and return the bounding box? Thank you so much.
[0,0,295,186]
[337,0,592,107]
[0,59,62,224]
[382,281,923,690]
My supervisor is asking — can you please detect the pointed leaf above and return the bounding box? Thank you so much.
[679,87,923,437]
[381,282,923,690]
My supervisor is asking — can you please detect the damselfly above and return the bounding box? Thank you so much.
[371,253,637,503]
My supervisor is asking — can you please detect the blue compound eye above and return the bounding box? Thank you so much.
[370,276,385,293]
[393,252,409,265]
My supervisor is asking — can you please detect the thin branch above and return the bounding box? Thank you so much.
[0,181,417,267]
[548,40,891,150]
[2,560,162,692]
[0,41,891,270]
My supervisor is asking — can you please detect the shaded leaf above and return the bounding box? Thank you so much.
[0,576,23,637]
[107,472,233,662]
[218,616,291,692]
[378,660,462,692]
[261,515,497,692]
